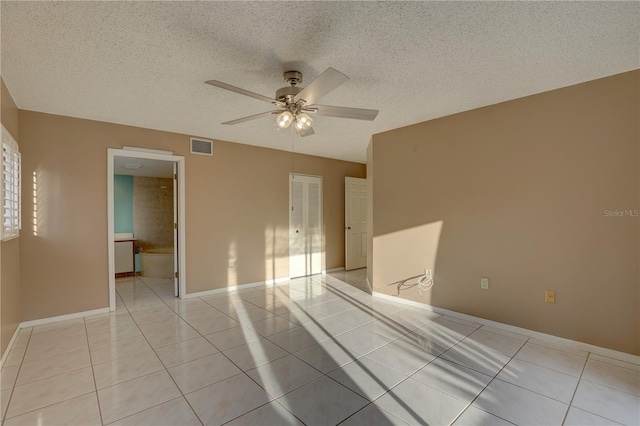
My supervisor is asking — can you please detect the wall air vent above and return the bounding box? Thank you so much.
[190,137,213,156]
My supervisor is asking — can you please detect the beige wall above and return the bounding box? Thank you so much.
[1,77,21,358]
[185,141,366,292]
[18,110,365,320]
[370,70,639,355]
[133,177,174,252]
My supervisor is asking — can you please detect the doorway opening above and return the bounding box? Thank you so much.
[107,148,186,311]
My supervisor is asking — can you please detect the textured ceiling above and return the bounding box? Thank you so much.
[1,2,638,163]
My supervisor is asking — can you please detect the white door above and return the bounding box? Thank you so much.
[173,163,179,297]
[289,174,323,278]
[345,177,367,270]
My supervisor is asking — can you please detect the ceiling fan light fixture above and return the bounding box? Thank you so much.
[277,111,293,129]
[206,68,378,138]
[294,112,313,131]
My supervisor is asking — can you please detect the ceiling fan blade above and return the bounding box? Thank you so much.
[309,104,379,121]
[221,110,280,125]
[205,80,277,105]
[294,126,315,137]
[294,68,349,105]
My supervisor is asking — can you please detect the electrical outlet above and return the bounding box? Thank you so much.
[229,258,236,268]
[545,290,555,304]
[480,278,489,289]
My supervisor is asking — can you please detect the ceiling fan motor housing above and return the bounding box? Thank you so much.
[276,71,304,103]
[276,85,302,103]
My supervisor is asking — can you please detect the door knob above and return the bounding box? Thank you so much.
[347,227,351,230]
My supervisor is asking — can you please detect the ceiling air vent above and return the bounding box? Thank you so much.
[190,137,213,156]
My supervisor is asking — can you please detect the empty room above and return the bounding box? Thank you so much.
[0,2,638,425]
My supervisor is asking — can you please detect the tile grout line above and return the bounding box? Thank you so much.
[0,280,380,417]
[2,276,461,424]
[360,347,468,423]
[1,328,32,424]
[483,359,588,405]
[330,326,462,426]
[587,353,640,370]
[7,276,380,424]
[446,334,531,425]
[438,329,593,408]
[153,274,318,425]
[119,279,534,426]
[16,273,627,425]
[2,328,100,423]
[578,376,640,398]
[182,284,313,426]
[565,349,640,398]
[560,352,596,425]
[224,278,389,425]
[288,299,449,425]
[467,337,616,423]
[203,276,391,425]
[117,277,206,426]
[214,288,342,425]
[335,402,403,426]
[3,390,97,424]
[83,316,106,425]
[105,279,165,424]
[130,276,310,425]
[502,344,588,377]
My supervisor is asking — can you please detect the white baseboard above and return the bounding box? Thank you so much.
[324,267,345,273]
[20,307,111,329]
[1,307,111,366]
[365,276,373,293]
[266,277,292,286]
[373,291,640,365]
[183,277,291,299]
[0,325,21,368]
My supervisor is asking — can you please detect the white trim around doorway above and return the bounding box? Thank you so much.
[107,148,187,311]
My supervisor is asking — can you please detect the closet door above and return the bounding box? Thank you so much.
[345,177,367,270]
[289,174,323,278]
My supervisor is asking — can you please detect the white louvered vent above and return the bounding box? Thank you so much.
[190,137,213,156]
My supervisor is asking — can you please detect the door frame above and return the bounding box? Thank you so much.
[107,148,186,310]
[289,173,324,278]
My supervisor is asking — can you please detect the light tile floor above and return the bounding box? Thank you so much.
[1,270,638,425]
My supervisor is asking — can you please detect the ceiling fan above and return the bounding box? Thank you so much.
[205,68,379,137]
